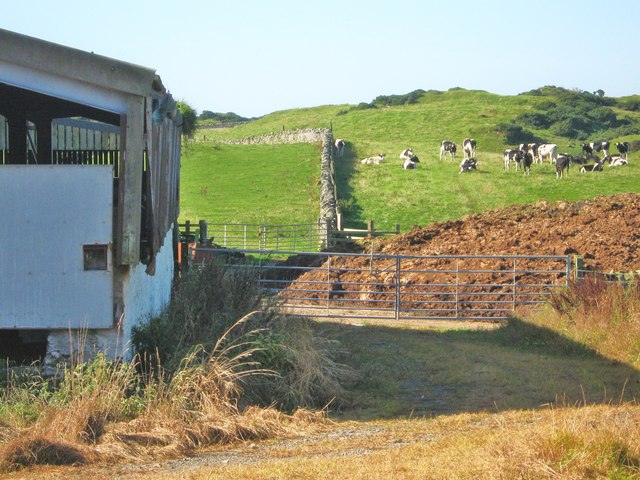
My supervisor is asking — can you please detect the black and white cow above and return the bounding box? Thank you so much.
[538,143,558,164]
[606,154,628,167]
[459,157,477,174]
[590,141,610,158]
[463,138,477,159]
[399,148,414,160]
[440,141,457,161]
[580,159,604,173]
[616,141,630,160]
[581,143,593,156]
[334,138,346,158]
[503,149,523,171]
[403,155,420,169]
[522,151,534,175]
[555,154,570,178]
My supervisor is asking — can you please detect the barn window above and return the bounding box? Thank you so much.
[83,244,109,270]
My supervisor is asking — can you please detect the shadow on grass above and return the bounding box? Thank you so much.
[333,147,365,229]
[315,317,640,420]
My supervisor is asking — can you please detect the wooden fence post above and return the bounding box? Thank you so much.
[367,219,374,238]
[199,220,207,245]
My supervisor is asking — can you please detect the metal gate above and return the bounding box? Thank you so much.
[193,248,571,322]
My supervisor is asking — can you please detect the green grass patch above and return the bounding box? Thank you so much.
[180,143,321,224]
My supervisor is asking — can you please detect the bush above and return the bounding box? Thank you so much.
[132,260,263,370]
[517,112,552,129]
[499,123,536,144]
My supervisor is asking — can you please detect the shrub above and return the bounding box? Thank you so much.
[499,123,536,144]
[132,260,353,410]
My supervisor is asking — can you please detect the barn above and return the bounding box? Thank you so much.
[0,29,181,367]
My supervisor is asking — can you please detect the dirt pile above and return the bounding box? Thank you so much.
[281,194,640,315]
[375,193,639,272]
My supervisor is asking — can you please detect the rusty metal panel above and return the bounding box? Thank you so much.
[0,165,113,329]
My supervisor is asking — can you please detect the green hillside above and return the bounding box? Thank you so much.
[187,87,640,230]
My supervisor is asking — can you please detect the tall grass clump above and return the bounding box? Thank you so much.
[132,258,353,410]
[533,275,640,366]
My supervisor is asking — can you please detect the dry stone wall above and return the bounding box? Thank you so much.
[211,128,338,249]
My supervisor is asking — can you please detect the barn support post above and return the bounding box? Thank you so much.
[116,95,145,266]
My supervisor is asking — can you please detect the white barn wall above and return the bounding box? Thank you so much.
[45,226,175,367]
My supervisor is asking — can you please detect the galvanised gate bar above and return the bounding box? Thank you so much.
[193,249,572,322]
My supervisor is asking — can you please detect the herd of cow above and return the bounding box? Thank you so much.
[333,137,631,178]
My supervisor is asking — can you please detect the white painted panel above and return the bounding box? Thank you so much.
[0,60,128,114]
[0,165,113,328]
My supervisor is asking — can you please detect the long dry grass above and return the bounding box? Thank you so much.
[0,314,332,472]
[534,275,640,367]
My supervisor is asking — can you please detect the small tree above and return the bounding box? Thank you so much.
[177,101,197,140]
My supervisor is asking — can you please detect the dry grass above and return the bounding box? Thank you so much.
[0,314,332,472]
[537,276,640,367]
[80,404,637,480]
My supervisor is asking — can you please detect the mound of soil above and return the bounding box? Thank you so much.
[281,194,640,314]
[376,193,640,272]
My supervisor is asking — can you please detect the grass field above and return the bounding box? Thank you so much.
[179,142,321,225]
[187,88,640,230]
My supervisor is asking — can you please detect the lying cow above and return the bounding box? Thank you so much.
[459,157,477,174]
[580,159,604,172]
[403,155,420,169]
[399,148,414,160]
[360,153,385,165]
[440,141,457,161]
[606,154,628,167]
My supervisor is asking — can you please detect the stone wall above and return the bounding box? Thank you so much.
[218,128,328,145]
[209,128,338,249]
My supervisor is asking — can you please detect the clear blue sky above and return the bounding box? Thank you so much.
[3,0,639,118]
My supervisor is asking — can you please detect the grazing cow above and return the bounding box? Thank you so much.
[403,155,420,169]
[538,143,558,164]
[334,138,346,158]
[616,141,630,159]
[555,154,570,178]
[504,149,523,171]
[360,153,385,165]
[590,141,610,158]
[463,138,476,159]
[522,151,534,175]
[440,141,457,161]
[459,157,477,174]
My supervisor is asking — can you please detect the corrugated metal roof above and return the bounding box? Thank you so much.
[0,28,165,98]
